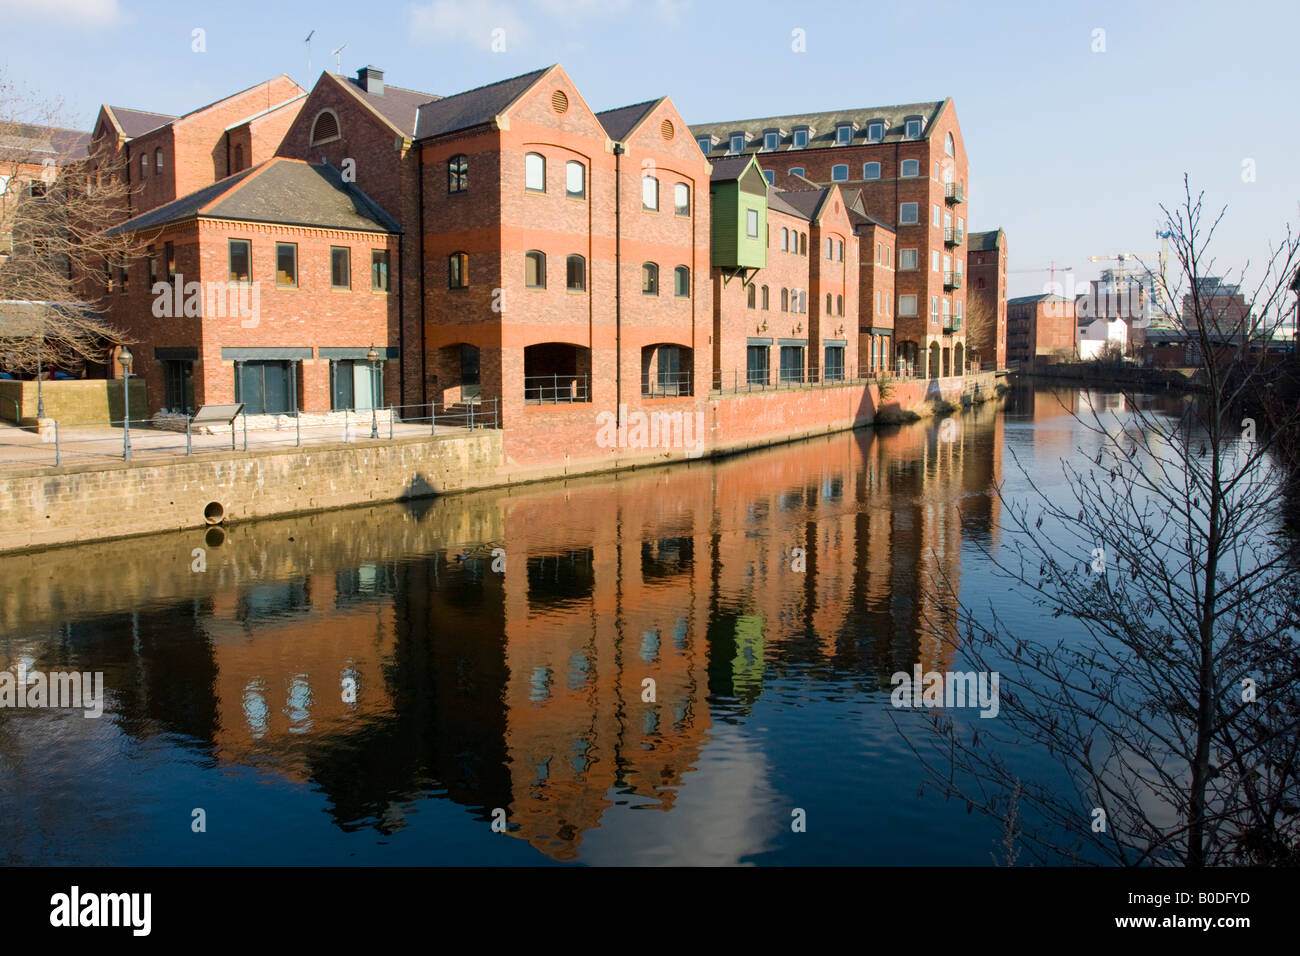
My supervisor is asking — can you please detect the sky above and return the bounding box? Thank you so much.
[2,0,1297,300]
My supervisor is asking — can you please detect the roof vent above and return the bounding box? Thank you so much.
[552,89,569,114]
[660,118,674,141]
[357,65,384,96]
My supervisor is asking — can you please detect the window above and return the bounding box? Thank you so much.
[162,360,194,414]
[674,183,690,215]
[789,166,805,178]
[674,265,690,297]
[933,204,941,227]
[836,125,852,145]
[863,161,880,180]
[642,175,659,210]
[763,131,779,150]
[747,345,769,385]
[525,250,546,288]
[566,254,586,291]
[781,227,788,251]
[697,137,712,154]
[165,241,175,280]
[779,345,805,383]
[730,133,745,153]
[448,154,468,192]
[899,202,918,224]
[901,159,919,177]
[831,164,848,181]
[140,153,148,177]
[146,246,157,285]
[899,294,917,316]
[826,237,834,259]
[330,246,350,289]
[329,359,381,412]
[449,252,468,288]
[236,361,296,415]
[799,232,807,255]
[932,250,940,271]
[276,243,297,287]
[642,262,659,295]
[836,240,843,261]
[371,250,389,291]
[931,295,939,324]
[746,208,758,237]
[566,160,585,198]
[155,148,163,172]
[836,294,843,315]
[781,288,789,311]
[867,121,884,142]
[525,153,546,192]
[310,109,340,145]
[761,285,769,310]
[824,344,845,381]
[905,118,922,139]
[826,292,833,313]
[228,239,251,283]
[118,263,128,294]
[793,128,809,148]
[747,284,756,309]
[763,170,774,185]
[945,132,954,157]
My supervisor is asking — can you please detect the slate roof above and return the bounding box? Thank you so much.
[708,156,754,182]
[1008,293,1072,305]
[596,99,660,140]
[106,106,177,139]
[849,208,894,231]
[691,100,946,158]
[967,229,1003,252]
[106,158,399,235]
[414,67,551,140]
[0,123,91,165]
[775,188,827,221]
[342,75,440,137]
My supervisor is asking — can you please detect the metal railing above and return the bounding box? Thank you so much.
[944,225,964,246]
[945,181,965,203]
[524,374,590,405]
[0,399,500,470]
[944,270,963,290]
[641,371,693,398]
[710,362,939,394]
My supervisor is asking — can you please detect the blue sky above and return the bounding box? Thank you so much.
[4,0,1297,299]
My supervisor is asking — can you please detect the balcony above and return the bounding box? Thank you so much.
[944,315,963,334]
[944,270,962,290]
[945,181,965,204]
[944,225,964,247]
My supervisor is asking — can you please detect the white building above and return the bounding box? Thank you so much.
[1078,316,1128,359]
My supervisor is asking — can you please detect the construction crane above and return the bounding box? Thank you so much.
[1010,262,1073,290]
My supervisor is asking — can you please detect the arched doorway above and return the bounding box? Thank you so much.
[928,342,940,379]
[953,342,964,376]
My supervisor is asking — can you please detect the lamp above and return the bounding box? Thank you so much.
[366,344,380,439]
[119,345,134,461]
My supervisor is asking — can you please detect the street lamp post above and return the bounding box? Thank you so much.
[35,332,45,419]
[366,344,380,439]
[119,346,133,461]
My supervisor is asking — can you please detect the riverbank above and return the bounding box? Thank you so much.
[1020,362,1199,392]
[0,371,1002,553]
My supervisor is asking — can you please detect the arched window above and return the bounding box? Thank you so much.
[900,159,920,178]
[448,252,468,289]
[674,183,690,215]
[525,250,546,288]
[310,109,340,145]
[448,154,468,193]
[836,294,843,315]
[831,164,848,181]
[781,288,789,312]
[781,227,789,251]
[155,148,163,172]
[566,160,585,198]
[566,254,586,291]
[525,153,545,192]
[827,293,833,313]
[761,285,770,310]
[642,175,659,211]
[863,161,880,180]
[140,153,148,177]
[789,167,804,178]
[642,262,659,295]
[674,266,690,297]
[747,284,756,309]
[945,132,955,157]
[799,233,807,256]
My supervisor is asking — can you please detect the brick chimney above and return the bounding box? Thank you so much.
[357,65,384,96]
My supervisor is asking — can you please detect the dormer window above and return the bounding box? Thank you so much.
[697,136,712,155]
[905,117,922,139]
[763,130,780,151]
[866,121,885,142]
[729,133,745,154]
[792,127,809,148]
[836,124,853,145]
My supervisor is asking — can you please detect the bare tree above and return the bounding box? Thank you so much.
[902,178,1300,866]
[0,68,140,373]
[964,292,997,369]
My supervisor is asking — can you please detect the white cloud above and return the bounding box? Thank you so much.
[409,0,530,51]
[0,0,121,25]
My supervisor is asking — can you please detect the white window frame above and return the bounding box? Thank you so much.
[900,159,919,178]
[867,121,884,142]
[899,294,917,316]
[836,125,852,145]
[899,248,918,271]
[863,162,880,180]
[905,118,922,139]
[831,164,848,182]
[730,133,745,154]
[763,131,779,150]
[697,137,712,154]
[793,128,809,148]
[899,202,918,225]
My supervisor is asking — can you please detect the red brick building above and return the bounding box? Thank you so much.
[965,228,1007,369]
[1007,293,1076,366]
[692,99,971,378]
[0,123,90,258]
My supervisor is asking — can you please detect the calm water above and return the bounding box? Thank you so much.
[0,385,1176,865]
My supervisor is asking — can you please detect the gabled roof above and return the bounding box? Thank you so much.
[708,155,754,182]
[106,158,399,235]
[337,73,440,138]
[595,98,662,141]
[690,100,947,158]
[104,106,176,139]
[0,123,91,165]
[849,208,894,232]
[967,229,1003,252]
[414,66,552,140]
[773,187,828,222]
[1009,293,1072,305]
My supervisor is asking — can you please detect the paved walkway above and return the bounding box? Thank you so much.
[0,419,479,470]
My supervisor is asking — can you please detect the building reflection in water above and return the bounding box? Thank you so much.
[0,399,1005,862]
